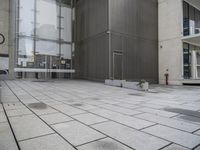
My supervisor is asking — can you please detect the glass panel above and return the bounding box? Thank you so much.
[197,51,200,65]
[195,9,200,34]
[36,0,59,40]
[61,44,71,59]
[19,0,34,36]
[18,38,34,56]
[36,40,59,56]
[61,6,72,42]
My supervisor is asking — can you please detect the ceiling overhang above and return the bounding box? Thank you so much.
[184,0,200,11]
[182,34,200,47]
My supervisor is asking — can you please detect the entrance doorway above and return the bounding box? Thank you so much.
[113,52,123,80]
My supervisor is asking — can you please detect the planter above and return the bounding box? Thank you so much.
[122,81,139,90]
[122,81,149,91]
[105,79,113,86]
[105,80,149,91]
[141,82,149,91]
[112,80,125,87]
[105,79,125,87]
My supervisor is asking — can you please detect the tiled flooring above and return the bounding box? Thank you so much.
[0,80,200,150]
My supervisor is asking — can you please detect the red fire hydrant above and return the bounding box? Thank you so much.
[164,69,169,85]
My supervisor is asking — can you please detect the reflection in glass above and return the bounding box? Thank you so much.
[17,0,73,76]
[18,38,34,56]
[36,40,59,56]
[19,0,34,36]
[36,0,59,40]
[61,44,71,59]
[61,6,72,42]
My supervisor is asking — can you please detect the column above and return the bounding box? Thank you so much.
[191,50,197,79]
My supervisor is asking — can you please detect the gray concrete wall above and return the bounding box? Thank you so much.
[75,0,158,83]
[75,0,109,81]
[0,0,16,78]
[158,0,183,85]
[8,0,17,78]
[0,0,10,70]
[110,0,158,83]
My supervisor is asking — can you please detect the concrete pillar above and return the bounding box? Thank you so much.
[0,0,9,69]
[191,50,197,79]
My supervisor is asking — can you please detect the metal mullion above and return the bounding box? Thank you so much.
[16,0,20,68]
[70,0,73,79]
[59,0,62,78]
[33,0,37,69]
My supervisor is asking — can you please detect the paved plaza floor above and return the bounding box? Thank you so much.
[0,80,200,150]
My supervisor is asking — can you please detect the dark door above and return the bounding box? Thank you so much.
[113,53,123,80]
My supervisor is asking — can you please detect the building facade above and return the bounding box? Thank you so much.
[2,0,200,85]
[1,0,75,79]
[75,0,158,83]
[159,0,200,85]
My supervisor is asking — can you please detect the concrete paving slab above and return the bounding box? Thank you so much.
[89,109,155,130]
[136,113,200,132]
[195,130,200,136]
[51,104,86,116]
[135,107,178,117]
[0,104,3,111]
[6,108,32,117]
[27,103,58,116]
[0,122,19,150]
[72,113,108,125]
[19,134,75,150]
[143,125,200,149]
[9,114,54,141]
[19,98,39,104]
[3,80,200,150]
[70,103,99,110]
[92,121,169,150]
[98,104,141,115]
[3,103,26,110]
[115,103,140,109]
[173,114,200,125]
[0,111,7,123]
[162,144,189,150]
[40,113,73,125]
[77,138,132,150]
[52,121,106,146]
[138,103,166,109]
[164,107,200,117]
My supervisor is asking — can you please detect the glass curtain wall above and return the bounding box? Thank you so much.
[183,1,200,36]
[183,43,200,79]
[17,0,72,78]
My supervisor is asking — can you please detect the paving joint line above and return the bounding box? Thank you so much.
[13,81,138,150]
[5,81,79,150]
[9,80,198,150]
